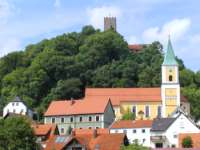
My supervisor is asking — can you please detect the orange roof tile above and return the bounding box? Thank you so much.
[111,120,153,129]
[88,133,126,150]
[179,133,200,148]
[85,88,161,106]
[74,128,109,135]
[85,88,187,106]
[44,98,111,116]
[128,44,143,52]
[44,130,126,150]
[32,124,57,136]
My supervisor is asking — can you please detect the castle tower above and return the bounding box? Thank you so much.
[161,38,180,117]
[104,17,117,31]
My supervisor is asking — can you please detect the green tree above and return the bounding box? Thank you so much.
[121,143,149,150]
[182,136,193,148]
[122,107,135,120]
[0,117,38,150]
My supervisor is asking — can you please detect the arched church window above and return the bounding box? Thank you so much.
[169,75,173,81]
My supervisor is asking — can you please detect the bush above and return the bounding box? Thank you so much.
[182,136,193,148]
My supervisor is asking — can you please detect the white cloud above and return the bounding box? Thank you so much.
[87,6,122,29]
[54,0,61,8]
[142,18,191,43]
[128,35,138,44]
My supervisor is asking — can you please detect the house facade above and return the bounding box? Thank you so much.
[44,99,115,135]
[150,113,200,148]
[110,120,153,147]
[84,39,190,120]
[3,96,33,118]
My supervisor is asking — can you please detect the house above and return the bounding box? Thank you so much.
[32,123,59,148]
[3,96,33,118]
[85,39,190,120]
[179,133,200,148]
[150,112,200,148]
[44,98,115,135]
[44,128,129,150]
[110,120,153,147]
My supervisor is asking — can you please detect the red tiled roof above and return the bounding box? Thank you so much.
[85,88,161,106]
[128,44,143,52]
[74,128,109,135]
[32,124,57,136]
[45,130,126,150]
[85,88,188,106]
[111,120,153,129]
[44,98,110,116]
[179,133,200,148]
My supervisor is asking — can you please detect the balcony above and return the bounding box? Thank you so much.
[150,136,166,142]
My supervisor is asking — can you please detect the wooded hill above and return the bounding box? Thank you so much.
[0,26,199,120]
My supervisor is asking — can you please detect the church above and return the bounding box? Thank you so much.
[85,38,190,120]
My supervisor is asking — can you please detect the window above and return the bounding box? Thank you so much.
[169,75,173,81]
[12,103,15,106]
[173,134,177,138]
[16,102,19,106]
[132,106,136,115]
[89,116,92,122]
[133,129,136,133]
[96,127,99,129]
[142,129,145,133]
[13,109,16,113]
[115,130,118,133]
[61,117,64,123]
[96,116,99,122]
[79,117,82,122]
[123,130,127,134]
[70,117,73,122]
[143,139,146,143]
[52,118,55,123]
[88,127,92,129]
[157,106,162,118]
[61,128,64,134]
[145,106,150,118]
[20,109,23,114]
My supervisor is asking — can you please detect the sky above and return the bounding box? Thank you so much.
[0,0,199,71]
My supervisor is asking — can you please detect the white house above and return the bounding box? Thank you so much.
[150,112,200,148]
[3,96,33,118]
[110,120,153,147]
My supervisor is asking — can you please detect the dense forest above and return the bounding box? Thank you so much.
[0,26,199,120]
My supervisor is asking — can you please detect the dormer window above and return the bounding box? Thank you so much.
[169,75,173,81]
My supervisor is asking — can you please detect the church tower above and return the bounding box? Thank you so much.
[161,38,180,117]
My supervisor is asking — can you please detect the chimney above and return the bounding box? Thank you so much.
[93,129,98,138]
[70,98,75,105]
[104,16,117,31]
[71,130,75,136]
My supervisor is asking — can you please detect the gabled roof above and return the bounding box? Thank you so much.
[128,44,143,52]
[85,88,161,106]
[111,120,153,129]
[44,98,111,116]
[151,118,176,131]
[32,124,57,136]
[85,88,187,106]
[45,129,127,150]
[12,96,22,102]
[163,38,178,65]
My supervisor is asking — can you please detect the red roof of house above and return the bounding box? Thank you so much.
[128,44,143,52]
[111,120,153,129]
[44,98,111,116]
[85,88,187,106]
[85,88,161,106]
[45,129,126,150]
[179,133,200,148]
[74,128,109,135]
[32,124,57,136]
